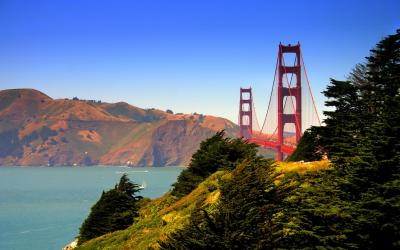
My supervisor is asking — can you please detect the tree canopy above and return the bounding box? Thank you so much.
[288,29,400,248]
[171,130,259,197]
[78,174,143,244]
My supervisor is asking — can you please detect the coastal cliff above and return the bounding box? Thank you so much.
[0,88,237,166]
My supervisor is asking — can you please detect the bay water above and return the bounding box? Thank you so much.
[0,166,183,250]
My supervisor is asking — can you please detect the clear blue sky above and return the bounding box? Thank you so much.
[0,0,398,123]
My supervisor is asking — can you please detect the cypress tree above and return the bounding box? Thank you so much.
[171,130,258,198]
[160,158,287,249]
[78,174,142,244]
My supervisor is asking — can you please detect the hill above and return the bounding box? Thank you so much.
[0,88,237,166]
[74,160,331,249]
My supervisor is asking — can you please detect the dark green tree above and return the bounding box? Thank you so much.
[322,79,365,160]
[115,173,143,200]
[78,174,142,244]
[343,29,400,249]
[362,29,400,180]
[292,29,400,249]
[171,130,258,197]
[161,158,290,249]
[287,126,326,162]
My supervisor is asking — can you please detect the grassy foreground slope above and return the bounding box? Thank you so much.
[77,170,226,249]
[77,160,330,250]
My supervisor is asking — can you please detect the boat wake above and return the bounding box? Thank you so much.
[115,170,149,174]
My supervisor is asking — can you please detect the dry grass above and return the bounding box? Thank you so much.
[274,160,331,182]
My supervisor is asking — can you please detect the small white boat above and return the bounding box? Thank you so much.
[139,181,147,189]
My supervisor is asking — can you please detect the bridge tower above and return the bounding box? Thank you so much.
[239,87,253,139]
[277,43,302,160]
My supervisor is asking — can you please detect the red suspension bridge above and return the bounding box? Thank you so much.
[239,43,321,161]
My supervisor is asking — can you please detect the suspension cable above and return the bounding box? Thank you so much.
[252,98,262,133]
[262,51,296,141]
[260,57,278,133]
[267,56,296,141]
[300,52,321,126]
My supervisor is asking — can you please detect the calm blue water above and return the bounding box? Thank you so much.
[0,166,183,250]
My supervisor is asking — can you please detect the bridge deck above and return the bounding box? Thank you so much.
[248,138,296,155]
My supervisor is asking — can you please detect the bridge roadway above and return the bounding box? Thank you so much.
[248,138,296,156]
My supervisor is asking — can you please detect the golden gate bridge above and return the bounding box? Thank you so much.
[239,43,321,160]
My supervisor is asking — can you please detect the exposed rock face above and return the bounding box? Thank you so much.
[62,239,77,250]
[0,89,238,166]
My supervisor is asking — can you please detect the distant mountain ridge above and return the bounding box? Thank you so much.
[0,89,237,166]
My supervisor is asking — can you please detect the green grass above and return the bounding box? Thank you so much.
[77,160,329,250]
[77,170,227,250]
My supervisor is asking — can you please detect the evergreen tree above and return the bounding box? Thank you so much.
[287,126,326,162]
[362,29,400,180]
[78,174,142,244]
[344,29,400,249]
[322,79,365,160]
[292,29,400,249]
[116,173,143,200]
[272,170,357,249]
[160,158,289,249]
[171,130,258,198]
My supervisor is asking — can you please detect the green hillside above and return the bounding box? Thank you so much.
[77,160,330,250]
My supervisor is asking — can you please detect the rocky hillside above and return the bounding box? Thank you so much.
[0,89,237,166]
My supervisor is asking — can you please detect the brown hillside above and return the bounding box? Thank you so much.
[0,88,238,166]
